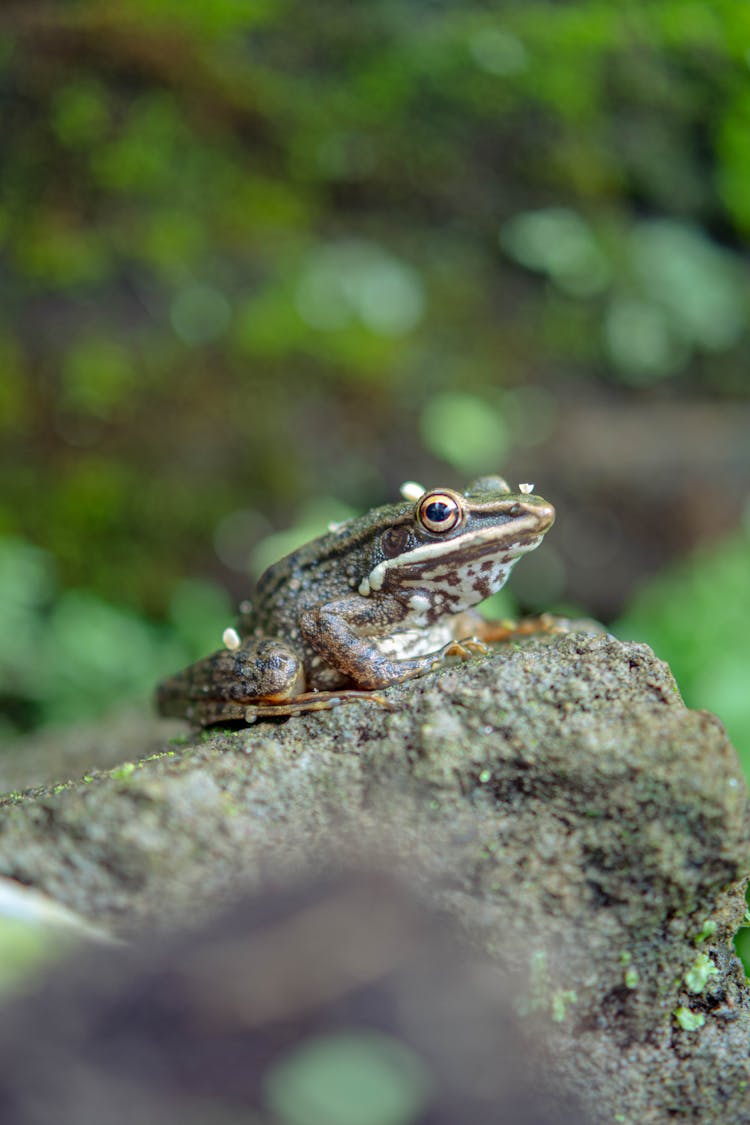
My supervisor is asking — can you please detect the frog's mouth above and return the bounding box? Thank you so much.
[360,506,552,598]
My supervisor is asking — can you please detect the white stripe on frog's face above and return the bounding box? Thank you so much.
[359,520,545,598]
[396,555,516,620]
[389,530,546,619]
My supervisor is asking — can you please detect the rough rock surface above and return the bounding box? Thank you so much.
[0,874,586,1125]
[0,631,749,1123]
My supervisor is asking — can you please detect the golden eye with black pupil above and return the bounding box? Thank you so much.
[416,491,463,534]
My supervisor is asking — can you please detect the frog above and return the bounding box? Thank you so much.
[156,475,556,726]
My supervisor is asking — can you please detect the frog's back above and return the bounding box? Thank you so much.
[251,501,408,641]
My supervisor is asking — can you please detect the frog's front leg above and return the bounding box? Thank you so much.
[156,638,305,726]
[300,596,449,690]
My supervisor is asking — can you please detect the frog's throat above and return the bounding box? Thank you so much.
[358,520,545,597]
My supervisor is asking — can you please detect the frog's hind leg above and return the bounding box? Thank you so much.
[156,638,306,726]
[156,638,393,727]
[447,611,571,650]
[243,689,394,723]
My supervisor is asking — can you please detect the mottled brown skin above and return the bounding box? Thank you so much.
[156,476,556,725]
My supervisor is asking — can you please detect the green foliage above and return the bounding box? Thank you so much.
[0,537,230,739]
[1,2,748,597]
[502,210,747,380]
[616,529,750,769]
[419,392,510,475]
[263,1031,432,1125]
[0,919,71,997]
[0,0,748,740]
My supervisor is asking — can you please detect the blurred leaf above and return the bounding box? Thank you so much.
[717,86,750,234]
[500,208,611,297]
[117,0,276,36]
[0,919,67,996]
[138,209,208,278]
[603,297,688,381]
[0,536,229,735]
[468,26,529,76]
[248,497,356,578]
[62,338,137,418]
[0,539,56,694]
[295,241,425,337]
[15,214,111,287]
[420,392,509,476]
[617,531,750,770]
[168,579,233,653]
[263,1031,432,1125]
[629,220,747,351]
[170,284,232,345]
[52,81,110,148]
[91,95,191,195]
[1,0,750,740]
[0,334,30,431]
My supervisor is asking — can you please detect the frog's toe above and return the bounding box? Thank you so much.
[443,637,491,660]
[244,688,394,722]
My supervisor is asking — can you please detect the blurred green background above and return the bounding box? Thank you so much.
[1,0,749,766]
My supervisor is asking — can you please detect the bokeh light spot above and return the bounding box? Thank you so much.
[52,81,109,147]
[295,242,425,336]
[248,497,356,577]
[213,509,271,573]
[420,392,509,475]
[468,27,528,75]
[263,1031,432,1125]
[604,297,687,381]
[170,283,231,345]
[629,220,746,352]
[500,208,610,297]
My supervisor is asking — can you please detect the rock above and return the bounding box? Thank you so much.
[0,874,586,1125]
[0,877,116,1010]
[0,631,748,1122]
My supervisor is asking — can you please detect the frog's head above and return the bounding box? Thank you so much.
[359,476,555,620]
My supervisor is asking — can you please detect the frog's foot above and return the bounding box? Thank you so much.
[468,612,571,645]
[243,689,394,723]
[156,638,307,727]
[442,637,491,660]
[160,686,393,728]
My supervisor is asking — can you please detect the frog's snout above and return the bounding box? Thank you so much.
[513,496,554,533]
[534,499,555,532]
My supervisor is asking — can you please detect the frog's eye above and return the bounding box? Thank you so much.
[416,491,464,534]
